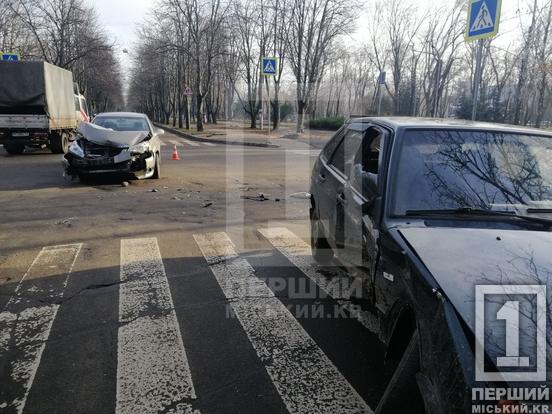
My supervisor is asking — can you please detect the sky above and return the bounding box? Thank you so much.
[90,0,526,74]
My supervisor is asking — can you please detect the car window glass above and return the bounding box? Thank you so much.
[392,130,552,214]
[354,129,383,174]
[329,128,363,176]
[93,117,149,131]
[321,127,345,160]
[350,129,383,194]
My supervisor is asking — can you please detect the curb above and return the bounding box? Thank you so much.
[155,124,280,148]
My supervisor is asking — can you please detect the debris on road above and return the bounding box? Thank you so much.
[241,193,270,202]
[275,198,280,202]
[172,196,183,200]
[289,192,311,199]
[55,217,77,227]
[121,181,130,187]
[149,189,159,193]
[203,202,213,208]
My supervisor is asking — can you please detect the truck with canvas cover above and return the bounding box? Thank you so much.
[0,61,89,154]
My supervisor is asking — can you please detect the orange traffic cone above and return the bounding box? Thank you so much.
[172,144,180,160]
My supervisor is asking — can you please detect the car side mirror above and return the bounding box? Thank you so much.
[156,128,165,136]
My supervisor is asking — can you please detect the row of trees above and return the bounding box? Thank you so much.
[0,0,124,113]
[321,0,552,127]
[129,0,552,131]
[129,0,355,132]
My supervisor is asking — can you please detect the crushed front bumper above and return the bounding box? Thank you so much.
[63,151,155,179]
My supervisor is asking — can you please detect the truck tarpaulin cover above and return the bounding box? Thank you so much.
[0,61,76,128]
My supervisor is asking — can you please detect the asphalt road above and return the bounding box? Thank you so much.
[0,132,387,414]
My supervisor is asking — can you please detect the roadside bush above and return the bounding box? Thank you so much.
[308,116,345,130]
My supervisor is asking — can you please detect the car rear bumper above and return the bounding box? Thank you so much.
[0,130,50,146]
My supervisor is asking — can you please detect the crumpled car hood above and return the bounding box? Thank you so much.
[77,122,149,148]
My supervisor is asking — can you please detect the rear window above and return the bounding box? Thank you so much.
[93,117,149,132]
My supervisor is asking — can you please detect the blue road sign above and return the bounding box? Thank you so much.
[0,53,20,61]
[466,0,501,41]
[262,57,278,76]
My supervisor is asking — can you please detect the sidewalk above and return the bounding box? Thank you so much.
[158,120,334,149]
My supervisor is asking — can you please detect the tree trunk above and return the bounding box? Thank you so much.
[185,97,190,130]
[196,94,204,132]
[272,99,280,130]
[250,108,257,129]
[296,101,306,133]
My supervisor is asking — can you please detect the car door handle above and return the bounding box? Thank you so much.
[337,192,347,205]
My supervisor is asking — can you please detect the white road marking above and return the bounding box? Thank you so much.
[287,149,321,156]
[117,238,198,414]
[258,228,381,338]
[181,139,200,147]
[194,232,371,414]
[169,139,183,147]
[202,142,216,147]
[0,244,82,413]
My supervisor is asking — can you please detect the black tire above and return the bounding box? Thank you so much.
[376,331,425,414]
[78,174,89,184]
[50,132,69,154]
[152,153,161,179]
[4,143,25,155]
[310,208,334,264]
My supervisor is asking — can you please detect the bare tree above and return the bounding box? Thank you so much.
[285,0,356,133]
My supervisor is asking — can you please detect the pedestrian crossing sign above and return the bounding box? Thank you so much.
[466,0,501,41]
[0,52,20,61]
[262,57,278,76]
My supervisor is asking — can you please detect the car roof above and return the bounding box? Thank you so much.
[350,116,552,136]
[94,112,148,119]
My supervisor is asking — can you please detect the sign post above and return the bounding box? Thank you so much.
[261,58,278,133]
[183,86,192,130]
[0,52,20,62]
[466,0,502,121]
[377,72,386,116]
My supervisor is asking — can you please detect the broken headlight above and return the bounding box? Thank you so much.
[68,140,84,158]
[129,141,150,155]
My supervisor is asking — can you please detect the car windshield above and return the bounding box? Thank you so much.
[393,129,552,215]
[93,116,149,132]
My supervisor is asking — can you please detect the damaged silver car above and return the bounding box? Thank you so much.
[63,112,163,182]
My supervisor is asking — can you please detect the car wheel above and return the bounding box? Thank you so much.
[376,331,425,414]
[4,143,25,155]
[152,153,161,179]
[310,208,334,264]
[78,174,89,184]
[50,132,69,154]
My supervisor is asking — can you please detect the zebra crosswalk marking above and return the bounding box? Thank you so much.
[117,238,199,414]
[258,227,381,337]
[0,244,82,414]
[193,232,371,414]
[181,139,200,147]
[169,140,183,147]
